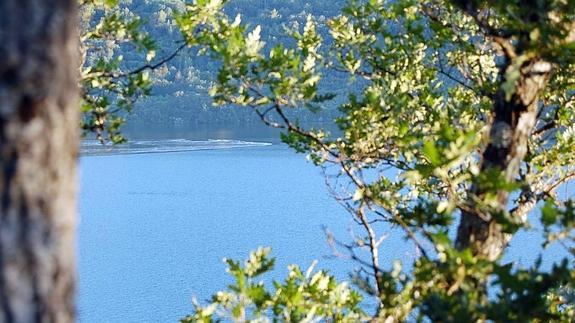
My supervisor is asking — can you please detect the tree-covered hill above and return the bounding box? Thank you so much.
[88,0,349,127]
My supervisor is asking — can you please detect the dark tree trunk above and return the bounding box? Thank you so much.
[456,59,551,260]
[0,0,79,321]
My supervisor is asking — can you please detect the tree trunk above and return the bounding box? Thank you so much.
[0,1,79,322]
[456,59,551,260]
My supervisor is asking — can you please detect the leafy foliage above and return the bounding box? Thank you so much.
[176,0,575,321]
[80,0,157,143]
[181,248,366,322]
[79,0,349,131]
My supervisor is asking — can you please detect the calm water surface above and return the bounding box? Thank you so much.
[78,126,571,322]
[78,141,416,322]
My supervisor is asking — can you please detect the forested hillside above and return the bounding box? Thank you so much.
[84,0,348,127]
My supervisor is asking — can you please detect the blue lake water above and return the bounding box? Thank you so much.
[78,142,414,322]
[78,128,572,322]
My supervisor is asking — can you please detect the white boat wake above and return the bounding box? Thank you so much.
[80,139,272,156]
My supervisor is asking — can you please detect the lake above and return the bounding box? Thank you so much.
[77,125,571,322]
[78,124,417,322]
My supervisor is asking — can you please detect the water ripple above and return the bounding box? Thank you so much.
[80,139,272,156]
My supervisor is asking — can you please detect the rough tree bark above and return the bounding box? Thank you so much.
[456,58,551,260]
[0,0,79,322]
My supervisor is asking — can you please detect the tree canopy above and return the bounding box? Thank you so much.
[176,0,575,321]
[80,0,161,143]
[78,0,348,134]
